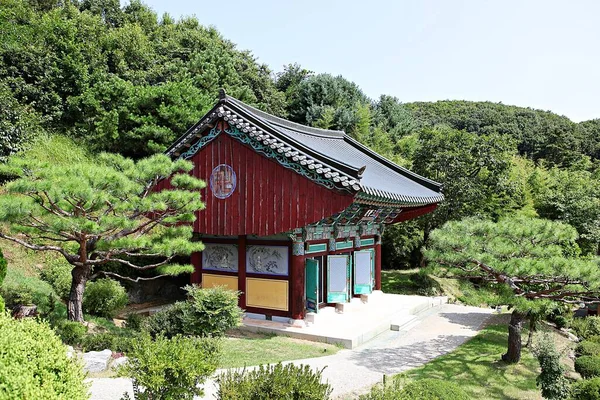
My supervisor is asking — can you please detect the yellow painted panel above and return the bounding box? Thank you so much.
[246,278,289,311]
[202,273,238,290]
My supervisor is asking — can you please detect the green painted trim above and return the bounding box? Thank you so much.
[335,240,353,250]
[360,238,375,247]
[306,243,327,254]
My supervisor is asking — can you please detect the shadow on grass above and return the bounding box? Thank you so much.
[352,324,538,400]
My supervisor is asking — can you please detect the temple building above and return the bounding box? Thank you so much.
[161,90,443,322]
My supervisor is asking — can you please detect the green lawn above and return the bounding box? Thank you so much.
[219,329,340,368]
[395,324,573,400]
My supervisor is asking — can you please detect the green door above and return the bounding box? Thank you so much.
[354,250,373,295]
[305,259,319,313]
[327,255,350,303]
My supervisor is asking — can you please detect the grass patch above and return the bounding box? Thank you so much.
[396,323,573,400]
[219,330,340,368]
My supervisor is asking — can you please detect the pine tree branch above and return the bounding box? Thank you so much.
[94,271,173,282]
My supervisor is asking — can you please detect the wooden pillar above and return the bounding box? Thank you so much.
[190,252,202,284]
[238,235,247,309]
[375,235,382,290]
[290,239,306,320]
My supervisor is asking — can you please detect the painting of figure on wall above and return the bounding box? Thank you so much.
[202,244,238,272]
[246,245,288,276]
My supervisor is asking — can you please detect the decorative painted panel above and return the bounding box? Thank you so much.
[202,273,238,290]
[335,240,354,250]
[246,245,289,276]
[246,278,289,311]
[360,238,375,247]
[306,243,327,254]
[202,244,238,272]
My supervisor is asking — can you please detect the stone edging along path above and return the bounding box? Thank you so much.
[88,303,495,400]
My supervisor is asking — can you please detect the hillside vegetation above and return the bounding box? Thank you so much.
[1,0,599,270]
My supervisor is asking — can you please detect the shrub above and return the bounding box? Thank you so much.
[125,312,144,331]
[532,332,570,400]
[217,363,333,400]
[0,311,88,399]
[359,378,469,400]
[119,334,220,400]
[81,331,141,354]
[577,341,600,357]
[145,285,242,338]
[572,317,600,340]
[575,356,600,378]
[54,320,88,346]
[83,278,128,319]
[571,377,600,400]
[182,285,242,336]
[144,301,188,339]
[587,335,600,344]
[39,258,72,300]
[0,296,4,312]
[0,248,6,286]
[0,283,35,307]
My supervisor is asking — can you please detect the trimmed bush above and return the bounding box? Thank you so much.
[532,332,570,400]
[125,312,144,331]
[359,378,469,400]
[217,363,333,400]
[572,317,600,340]
[571,377,600,400]
[588,335,600,344]
[83,278,128,319]
[81,331,141,354]
[577,341,600,357]
[575,356,600,378]
[40,258,72,300]
[54,320,88,346]
[145,285,242,338]
[1,283,35,307]
[119,334,220,400]
[0,312,88,399]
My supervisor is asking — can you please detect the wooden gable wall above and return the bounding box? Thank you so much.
[159,127,355,236]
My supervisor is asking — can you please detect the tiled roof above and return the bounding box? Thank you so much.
[166,91,443,206]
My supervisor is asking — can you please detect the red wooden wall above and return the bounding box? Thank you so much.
[159,128,355,236]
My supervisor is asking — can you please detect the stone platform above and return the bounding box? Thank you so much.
[240,292,448,349]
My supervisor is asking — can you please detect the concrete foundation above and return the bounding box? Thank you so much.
[240,293,448,349]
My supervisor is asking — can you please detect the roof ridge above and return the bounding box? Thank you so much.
[225,96,346,138]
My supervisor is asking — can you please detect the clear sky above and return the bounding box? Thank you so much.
[141,0,600,122]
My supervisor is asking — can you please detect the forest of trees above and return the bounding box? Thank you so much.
[1,0,599,268]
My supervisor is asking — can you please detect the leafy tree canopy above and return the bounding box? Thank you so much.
[426,217,600,362]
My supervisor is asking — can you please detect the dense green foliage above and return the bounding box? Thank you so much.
[216,363,333,400]
[39,258,73,301]
[53,319,88,346]
[571,377,600,400]
[83,278,128,318]
[572,317,600,340]
[532,332,570,400]
[145,285,242,338]
[577,341,600,358]
[426,217,600,362]
[0,312,88,399]
[359,378,470,400]
[575,356,600,379]
[119,334,220,400]
[2,0,600,271]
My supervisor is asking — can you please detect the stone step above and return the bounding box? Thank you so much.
[390,315,418,331]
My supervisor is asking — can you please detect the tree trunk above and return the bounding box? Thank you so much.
[68,266,89,322]
[502,310,527,363]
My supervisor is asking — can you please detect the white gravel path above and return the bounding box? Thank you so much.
[88,303,494,400]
